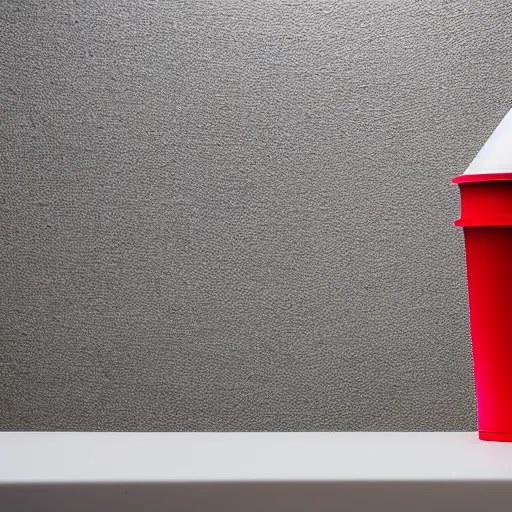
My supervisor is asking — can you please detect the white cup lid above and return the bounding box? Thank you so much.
[465,109,512,175]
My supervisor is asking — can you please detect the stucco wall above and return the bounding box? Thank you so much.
[2,0,511,430]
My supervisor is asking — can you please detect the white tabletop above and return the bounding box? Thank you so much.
[2,432,512,483]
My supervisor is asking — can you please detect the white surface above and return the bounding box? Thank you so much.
[2,432,512,483]
[465,108,512,174]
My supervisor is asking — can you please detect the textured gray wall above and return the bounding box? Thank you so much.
[1,0,511,431]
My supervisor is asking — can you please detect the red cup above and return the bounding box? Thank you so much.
[453,172,512,441]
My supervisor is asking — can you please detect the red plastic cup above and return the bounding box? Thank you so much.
[453,172,512,441]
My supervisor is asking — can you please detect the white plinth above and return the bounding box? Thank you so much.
[2,432,512,511]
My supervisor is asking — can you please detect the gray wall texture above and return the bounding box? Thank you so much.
[1,0,511,431]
